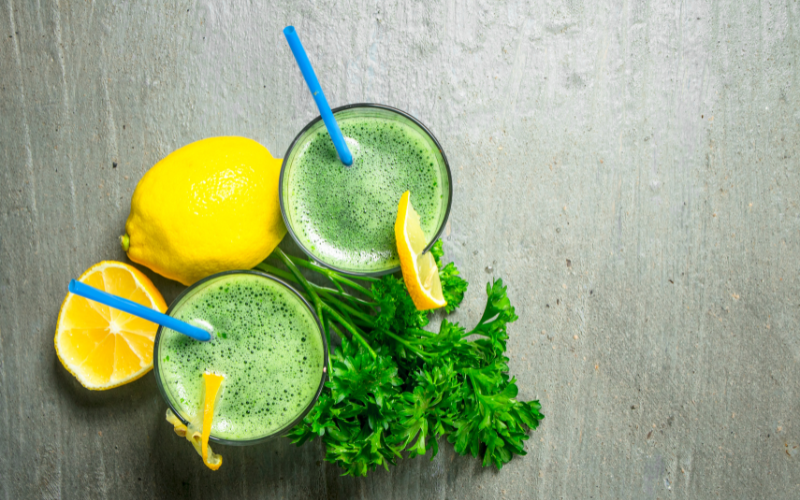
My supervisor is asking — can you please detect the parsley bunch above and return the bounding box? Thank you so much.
[256,242,543,476]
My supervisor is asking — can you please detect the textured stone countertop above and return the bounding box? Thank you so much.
[1,1,799,498]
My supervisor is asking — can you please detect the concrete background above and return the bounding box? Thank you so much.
[2,0,799,498]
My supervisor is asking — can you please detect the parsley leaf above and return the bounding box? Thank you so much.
[430,240,468,313]
[288,340,403,475]
[268,243,543,477]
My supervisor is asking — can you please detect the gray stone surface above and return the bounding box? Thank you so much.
[2,0,799,498]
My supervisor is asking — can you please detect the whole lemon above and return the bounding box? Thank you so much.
[122,136,286,286]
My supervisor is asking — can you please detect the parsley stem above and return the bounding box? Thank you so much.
[330,278,347,296]
[328,275,375,298]
[314,286,373,309]
[315,300,327,353]
[382,330,432,359]
[324,298,358,328]
[255,262,297,283]
[322,304,376,358]
[288,256,376,296]
[263,251,375,359]
[406,328,437,338]
[272,250,324,304]
[273,249,336,373]
[258,262,374,310]
[318,292,376,327]
[322,316,334,375]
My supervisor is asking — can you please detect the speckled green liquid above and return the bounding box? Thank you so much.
[283,109,448,273]
[157,273,324,442]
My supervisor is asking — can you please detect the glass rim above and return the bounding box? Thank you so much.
[279,102,454,278]
[152,269,328,447]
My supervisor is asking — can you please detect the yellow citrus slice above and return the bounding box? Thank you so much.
[54,261,167,390]
[200,372,224,470]
[395,191,447,310]
[165,408,223,470]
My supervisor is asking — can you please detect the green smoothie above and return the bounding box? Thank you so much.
[156,273,325,442]
[282,107,450,274]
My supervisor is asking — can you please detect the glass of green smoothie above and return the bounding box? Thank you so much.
[153,270,327,445]
[280,103,453,276]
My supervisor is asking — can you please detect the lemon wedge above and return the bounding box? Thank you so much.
[395,191,447,310]
[165,372,224,470]
[200,372,224,470]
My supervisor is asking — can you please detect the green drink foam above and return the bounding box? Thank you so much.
[158,274,324,441]
[284,112,446,273]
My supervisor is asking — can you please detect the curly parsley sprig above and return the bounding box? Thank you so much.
[256,241,543,476]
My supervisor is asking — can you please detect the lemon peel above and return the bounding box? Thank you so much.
[164,372,225,470]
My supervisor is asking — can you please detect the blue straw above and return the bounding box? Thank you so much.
[283,26,353,166]
[68,280,213,342]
